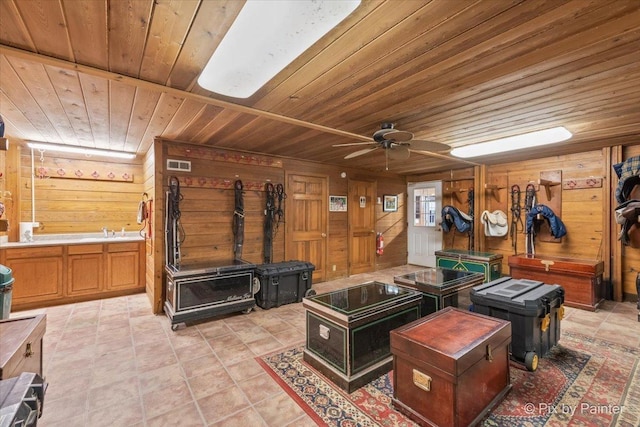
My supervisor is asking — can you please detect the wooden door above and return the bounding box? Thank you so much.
[285,173,327,282]
[348,180,376,275]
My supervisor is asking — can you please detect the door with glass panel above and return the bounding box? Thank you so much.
[407,181,443,266]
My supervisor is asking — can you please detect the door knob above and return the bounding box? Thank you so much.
[321,233,327,238]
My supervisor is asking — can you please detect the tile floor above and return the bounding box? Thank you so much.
[10,265,640,426]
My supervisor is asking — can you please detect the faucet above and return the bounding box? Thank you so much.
[102,227,108,238]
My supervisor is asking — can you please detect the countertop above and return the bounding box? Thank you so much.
[0,232,145,248]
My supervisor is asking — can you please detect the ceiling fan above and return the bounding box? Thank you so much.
[333,123,450,168]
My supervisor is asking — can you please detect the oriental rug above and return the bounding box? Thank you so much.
[256,331,640,426]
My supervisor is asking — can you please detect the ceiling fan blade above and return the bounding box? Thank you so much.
[381,129,413,142]
[345,147,379,159]
[388,145,410,160]
[408,140,450,152]
[332,142,376,147]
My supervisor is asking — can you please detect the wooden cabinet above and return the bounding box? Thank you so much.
[0,240,144,310]
[67,244,104,296]
[4,247,64,306]
[106,242,141,291]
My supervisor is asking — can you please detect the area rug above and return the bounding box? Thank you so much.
[256,331,640,426]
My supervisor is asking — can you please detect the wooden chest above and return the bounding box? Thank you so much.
[390,307,511,427]
[0,314,46,380]
[435,249,503,283]
[508,254,604,311]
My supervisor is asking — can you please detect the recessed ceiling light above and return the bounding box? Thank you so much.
[197,0,361,98]
[450,127,573,158]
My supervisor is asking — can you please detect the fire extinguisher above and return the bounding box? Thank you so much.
[376,232,384,256]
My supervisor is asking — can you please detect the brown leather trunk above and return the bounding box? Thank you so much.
[0,314,46,380]
[508,254,604,311]
[390,307,511,427]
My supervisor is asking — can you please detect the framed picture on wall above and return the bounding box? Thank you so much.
[329,195,347,212]
[383,194,398,212]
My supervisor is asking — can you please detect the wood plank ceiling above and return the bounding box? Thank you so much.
[0,0,639,175]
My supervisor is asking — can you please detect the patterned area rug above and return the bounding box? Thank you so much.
[257,331,639,427]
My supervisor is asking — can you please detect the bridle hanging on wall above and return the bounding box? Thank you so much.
[510,185,523,254]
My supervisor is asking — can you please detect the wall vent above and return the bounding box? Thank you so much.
[166,159,191,172]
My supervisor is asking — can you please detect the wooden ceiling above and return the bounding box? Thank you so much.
[1,0,639,175]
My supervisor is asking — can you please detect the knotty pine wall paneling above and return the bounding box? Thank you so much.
[143,143,161,313]
[485,149,609,289]
[18,147,144,236]
[281,157,407,278]
[375,177,408,271]
[154,141,407,294]
[160,144,286,266]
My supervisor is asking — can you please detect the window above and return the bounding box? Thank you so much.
[413,188,436,227]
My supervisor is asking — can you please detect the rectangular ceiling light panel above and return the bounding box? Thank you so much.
[198,0,361,98]
[450,127,573,158]
[27,142,136,159]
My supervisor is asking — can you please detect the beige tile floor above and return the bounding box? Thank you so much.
[11,265,640,426]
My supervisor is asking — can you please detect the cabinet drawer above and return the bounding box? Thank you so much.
[107,242,140,253]
[5,246,63,259]
[68,244,104,255]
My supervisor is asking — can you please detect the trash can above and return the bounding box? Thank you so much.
[0,264,15,319]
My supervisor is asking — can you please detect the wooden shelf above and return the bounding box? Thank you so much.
[538,178,561,201]
[443,186,467,202]
[484,183,506,203]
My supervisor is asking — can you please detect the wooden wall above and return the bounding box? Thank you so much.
[15,145,144,236]
[483,149,607,261]
[1,145,21,242]
[153,141,406,269]
[147,139,407,313]
[142,144,160,312]
[409,167,476,252]
[408,146,640,301]
[5,137,637,311]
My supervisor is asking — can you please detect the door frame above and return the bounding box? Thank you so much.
[407,180,443,266]
[284,171,329,282]
[348,178,377,275]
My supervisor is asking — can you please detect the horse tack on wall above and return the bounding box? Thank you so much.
[533,170,562,243]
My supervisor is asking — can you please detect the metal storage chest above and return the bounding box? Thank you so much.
[303,281,422,393]
[470,277,564,371]
[254,261,315,309]
[164,259,256,329]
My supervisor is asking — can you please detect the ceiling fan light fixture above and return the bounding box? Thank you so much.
[450,126,572,158]
[197,0,361,98]
[26,142,136,159]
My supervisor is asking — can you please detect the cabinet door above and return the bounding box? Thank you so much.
[9,257,64,304]
[106,251,140,290]
[67,253,104,296]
